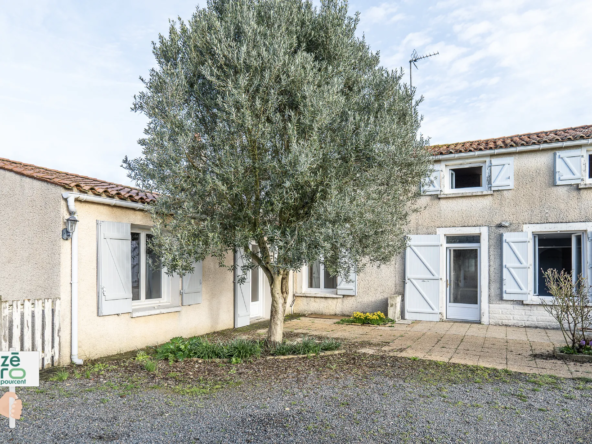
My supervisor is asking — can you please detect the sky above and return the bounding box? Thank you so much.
[1,0,591,186]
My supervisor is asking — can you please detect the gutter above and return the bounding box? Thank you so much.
[62,192,147,366]
[433,139,592,161]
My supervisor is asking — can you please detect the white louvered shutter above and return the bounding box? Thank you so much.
[490,157,514,190]
[182,262,203,306]
[337,270,357,296]
[555,149,583,185]
[502,232,531,301]
[97,221,132,316]
[404,235,441,321]
[234,251,251,327]
[422,163,442,195]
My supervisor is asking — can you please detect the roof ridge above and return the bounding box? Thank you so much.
[430,124,592,156]
[0,157,148,193]
[0,156,157,204]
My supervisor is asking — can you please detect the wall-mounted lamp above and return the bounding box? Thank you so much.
[62,215,79,240]
[497,221,510,228]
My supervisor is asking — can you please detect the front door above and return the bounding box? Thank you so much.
[447,247,480,321]
[250,266,263,318]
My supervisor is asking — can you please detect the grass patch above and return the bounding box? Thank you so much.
[270,338,341,356]
[50,370,69,382]
[155,337,263,363]
[155,335,341,363]
[405,361,513,385]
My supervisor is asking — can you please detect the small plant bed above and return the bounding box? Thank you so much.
[154,336,342,363]
[336,311,394,326]
[554,342,592,362]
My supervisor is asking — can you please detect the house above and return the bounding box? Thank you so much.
[0,158,278,366]
[294,124,592,329]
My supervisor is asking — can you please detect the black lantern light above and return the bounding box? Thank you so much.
[62,215,79,240]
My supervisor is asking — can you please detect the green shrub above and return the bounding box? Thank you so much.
[225,339,262,360]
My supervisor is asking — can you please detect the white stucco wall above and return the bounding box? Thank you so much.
[0,170,64,302]
[294,145,592,327]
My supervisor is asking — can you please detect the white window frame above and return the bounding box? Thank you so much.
[302,260,338,295]
[532,231,585,297]
[131,227,171,309]
[584,148,592,183]
[524,223,592,303]
[442,158,490,194]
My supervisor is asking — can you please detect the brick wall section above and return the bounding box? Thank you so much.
[489,303,558,329]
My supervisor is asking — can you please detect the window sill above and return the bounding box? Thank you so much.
[438,190,493,199]
[578,183,592,189]
[294,292,343,299]
[523,297,553,305]
[131,305,181,318]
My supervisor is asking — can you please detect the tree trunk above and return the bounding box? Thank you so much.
[267,271,289,345]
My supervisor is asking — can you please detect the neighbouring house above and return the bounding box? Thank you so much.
[0,158,281,367]
[294,124,592,329]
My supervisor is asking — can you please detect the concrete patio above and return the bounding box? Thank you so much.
[282,316,592,379]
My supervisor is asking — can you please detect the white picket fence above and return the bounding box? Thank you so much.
[0,299,60,369]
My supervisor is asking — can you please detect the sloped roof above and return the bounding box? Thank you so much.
[0,157,156,203]
[430,124,592,156]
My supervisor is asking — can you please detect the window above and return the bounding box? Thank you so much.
[533,232,584,296]
[440,161,489,194]
[307,260,337,292]
[131,231,164,303]
[450,166,483,189]
[589,153,592,179]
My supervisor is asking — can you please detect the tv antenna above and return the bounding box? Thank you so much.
[409,49,439,89]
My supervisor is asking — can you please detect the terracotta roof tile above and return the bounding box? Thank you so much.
[0,157,157,203]
[430,124,592,156]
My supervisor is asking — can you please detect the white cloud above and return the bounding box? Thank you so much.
[362,3,405,24]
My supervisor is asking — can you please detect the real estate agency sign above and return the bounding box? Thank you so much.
[0,351,39,428]
[0,352,39,387]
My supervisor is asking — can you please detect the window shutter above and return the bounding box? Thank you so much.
[234,251,251,327]
[97,221,132,316]
[182,262,203,306]
[404,235,441,321]
[337,270,357,296]
[555,149,583,185]
[422,163,441,195]
[502,232,531,301]
[490,157,514,190]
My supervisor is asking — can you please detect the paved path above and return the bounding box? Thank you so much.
[282,317,592,378]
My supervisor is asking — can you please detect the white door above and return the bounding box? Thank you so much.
[446,247,480,321]
[405,235,441,321]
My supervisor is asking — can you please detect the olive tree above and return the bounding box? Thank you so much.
[125,0,431,344]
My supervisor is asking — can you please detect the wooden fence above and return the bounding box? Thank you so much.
[0,299,60,369]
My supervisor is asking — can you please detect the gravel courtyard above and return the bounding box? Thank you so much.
[1,350,591,443]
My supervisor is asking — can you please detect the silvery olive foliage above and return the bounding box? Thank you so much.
[125,0,431,339]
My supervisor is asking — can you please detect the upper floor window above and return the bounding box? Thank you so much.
[422,157,514,196]
[449,164,485,191]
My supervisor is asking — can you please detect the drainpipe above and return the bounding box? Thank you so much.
[64,194,83,366]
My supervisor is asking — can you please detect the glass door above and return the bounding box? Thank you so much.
[447,247,480,321]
